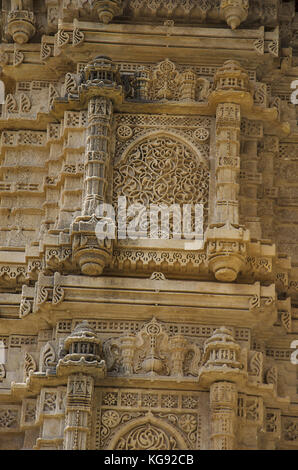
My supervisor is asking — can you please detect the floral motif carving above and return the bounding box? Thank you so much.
[0,409,19,429]
[115,422,178,450]
[39,342,56,372]
[104,317,202,378]
[23,352,37,380]
[134,59,211,102]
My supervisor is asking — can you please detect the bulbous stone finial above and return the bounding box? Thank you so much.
[220,0,249,30]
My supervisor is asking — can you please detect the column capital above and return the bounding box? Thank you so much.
[208,60,253,112]
[57,321,106,378]
[198,326,247,388]
[78,56,124,105]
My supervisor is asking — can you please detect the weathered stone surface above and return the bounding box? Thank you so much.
[0,0,297,451]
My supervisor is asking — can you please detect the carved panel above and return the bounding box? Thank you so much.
[94,388,204,450]
[114,114,211,164]
[0,406,20,432]
[282,417,298,443]
[113,133,210,236]
[103,317,203,377]
[114,422,179,450]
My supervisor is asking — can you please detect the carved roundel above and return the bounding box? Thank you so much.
[194,127,209,142]
[102,410,121,428]
[116,125,133,141]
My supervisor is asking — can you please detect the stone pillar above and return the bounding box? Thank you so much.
[135,68,150,100]
[205,61,252,282]
[180,70,197,101]
[56,321,107,450]
[214,102,241,225]
[198,327,246,450]
[82,96,113,217]
[117,334,136,375]
[210,381,237,450]
[71,56,123,276]
[64,373,94,450]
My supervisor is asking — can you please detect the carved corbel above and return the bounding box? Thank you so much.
[90,0,123,24]
[205,225,249,282]
[6,1,36,44]
[220,0,249,30]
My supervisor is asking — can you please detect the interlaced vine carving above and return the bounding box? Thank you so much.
[113,134,209,236]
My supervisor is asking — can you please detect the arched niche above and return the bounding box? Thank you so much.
[112,131,210,239]
[107,414,189,450]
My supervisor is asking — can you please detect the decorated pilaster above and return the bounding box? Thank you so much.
[198,327,245,450]
[209,381,238,450]
[56,321,106,450]
[64,374,94,450]
[205,61,252,282]
[71,56,123,276]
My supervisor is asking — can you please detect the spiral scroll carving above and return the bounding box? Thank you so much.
[115,423,178,450]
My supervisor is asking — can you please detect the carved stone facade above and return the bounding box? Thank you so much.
[0,0,297,451]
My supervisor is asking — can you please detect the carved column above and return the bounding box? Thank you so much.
[82,96,113,217]
[198,327,246,450]
[135,68,150,100]
[210,381,237,450]
[56,321,106,450]
[117,334,136,375]
[168,335,188,377]
[64,373,94,450]
[205,61,252,282]
[71,56,123,276]
[180,70,197,101]
[215,102,241,226]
